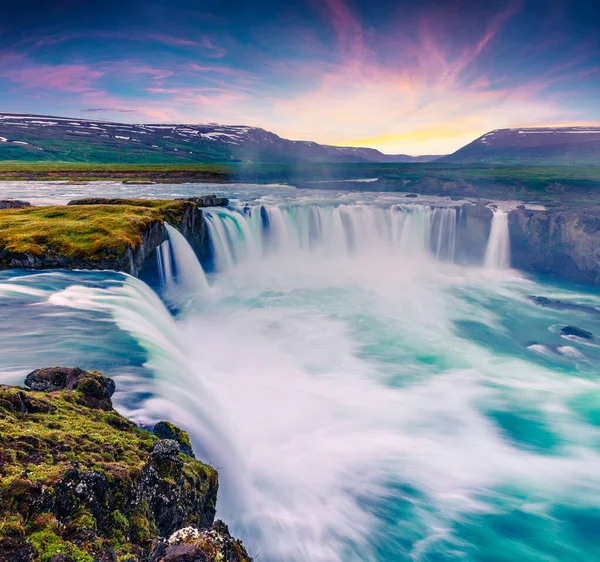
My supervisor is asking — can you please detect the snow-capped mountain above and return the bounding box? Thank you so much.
[440,127,600,165]
[0,113,439,164]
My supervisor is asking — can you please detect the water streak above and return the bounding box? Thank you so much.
[164,224,210,294]
[205,204,457,272]
[485,209,511,269]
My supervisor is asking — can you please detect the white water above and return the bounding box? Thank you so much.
[204,204,458,272]
[1,191,600,561]
[484,209,511,269]
[156,240,174,287]
[164,224,210,295]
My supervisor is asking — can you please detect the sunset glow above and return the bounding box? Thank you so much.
[1,0,598,154]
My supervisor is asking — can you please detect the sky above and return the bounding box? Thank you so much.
[0,0,599,155]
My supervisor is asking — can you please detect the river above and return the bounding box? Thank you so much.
[1,182,599,561]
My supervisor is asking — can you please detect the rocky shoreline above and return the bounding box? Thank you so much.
[0,367,251,562]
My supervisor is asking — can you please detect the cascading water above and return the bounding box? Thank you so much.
[156,240,174,287]
[204,204,458,271]
[162,224,210,294]
[484,209,511,269]
[2,185,600,562]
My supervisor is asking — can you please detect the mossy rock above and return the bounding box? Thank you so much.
[0,368,219,562]
[153,421,195,458]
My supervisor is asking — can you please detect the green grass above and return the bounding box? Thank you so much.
[0,200,189,261]
[0,160,598,198]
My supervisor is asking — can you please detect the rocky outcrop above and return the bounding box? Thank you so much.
[0,197,226,277]
[509,206,600,285]
[179,195,229,208]
[0,200,30,209]
[0,367,252,562]
[153,421,195,458]
[67,196,218,264]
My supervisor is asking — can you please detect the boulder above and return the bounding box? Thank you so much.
[151,521,252,562]
[154,421,195,458]
[25,366,115,410]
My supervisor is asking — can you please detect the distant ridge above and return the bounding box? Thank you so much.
[0,113,441,164]
[440,127,600,165]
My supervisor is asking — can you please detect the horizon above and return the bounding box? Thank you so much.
[1,0,599,155]
[3,110,600,158]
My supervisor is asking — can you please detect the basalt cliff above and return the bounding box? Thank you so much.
[455,202,600,285]
[0,367,251,562]
[0,196,227,276]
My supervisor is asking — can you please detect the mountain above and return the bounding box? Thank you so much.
[440,127,600,165]
[0,113,440,164]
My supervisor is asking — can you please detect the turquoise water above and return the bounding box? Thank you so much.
[1,183,600,561]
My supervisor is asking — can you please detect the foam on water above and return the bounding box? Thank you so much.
[0,188,599,561]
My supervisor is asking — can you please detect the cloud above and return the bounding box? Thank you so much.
[0,62,102,93]
[80,108,140,113]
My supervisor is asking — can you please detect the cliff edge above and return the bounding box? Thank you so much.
[0,367,251,562]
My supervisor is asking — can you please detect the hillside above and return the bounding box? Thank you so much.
[440,127,600,165]
[0,113,439,164]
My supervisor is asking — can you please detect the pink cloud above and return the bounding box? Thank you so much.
[0,63,103,93]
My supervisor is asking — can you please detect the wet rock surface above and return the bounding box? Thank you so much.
[0,369,251,562]
[509,206,600,285]
[560,325,593,339]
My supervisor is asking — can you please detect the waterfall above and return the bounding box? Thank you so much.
[485,209,511,269]
[156,240,174,287]
[204,204,458,272]
[163,224,210,294]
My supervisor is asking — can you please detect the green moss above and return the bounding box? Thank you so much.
[29,527,94,562]
[0,377,219,561]
[0,199,191,263]
[128,501,157,545]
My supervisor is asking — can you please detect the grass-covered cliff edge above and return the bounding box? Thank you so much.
[0,196,226,275]
[0,366,252,562]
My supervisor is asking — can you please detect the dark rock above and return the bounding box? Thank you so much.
[185,195,229,207]
[53,467,110,521]
[516,204,526,209]
[25,366,115,410]
[151,438,181,459]
[154,421,195,458]
[0,537,35,561]
[528,296,600,315]
[560,325,593,339]
[405,193,419,198]
[0,199,30,209]
[509,206,600,286]
[133,439,216,537]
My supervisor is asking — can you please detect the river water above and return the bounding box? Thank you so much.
[1,182,600,561]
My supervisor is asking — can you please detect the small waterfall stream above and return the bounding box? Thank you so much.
[484,209,511,269]
[163,224,210,294]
